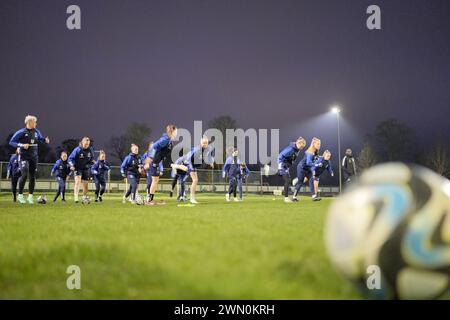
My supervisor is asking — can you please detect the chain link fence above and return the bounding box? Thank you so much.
[0,162,338,195]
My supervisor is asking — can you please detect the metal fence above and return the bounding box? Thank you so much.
[0,162,339,195]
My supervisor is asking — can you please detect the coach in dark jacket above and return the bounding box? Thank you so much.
[342,148,357,184]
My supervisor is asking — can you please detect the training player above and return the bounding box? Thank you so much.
[277,137,306,203]
[51,151,71,202]
[144,124,177,204]
[184,136,215,204]
[222,148,242,202]
[121,144,144,204]
[292,137,321,202]
[9,115,50,204]
[170,154,190,202]
[310,150,334,201]
[68,137,95,204]
[6,148,21,202]
[237,162,250,201]
[142,141,163,202]
[91,150,111,202]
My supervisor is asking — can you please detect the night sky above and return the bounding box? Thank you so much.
[1,0,449,157]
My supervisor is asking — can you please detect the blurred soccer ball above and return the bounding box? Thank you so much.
[325,163,450,299]
[135,194,145,205]
[81,196,91,205]
[37,195,47,204]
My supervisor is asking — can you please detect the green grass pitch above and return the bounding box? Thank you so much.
[0,192,358,299]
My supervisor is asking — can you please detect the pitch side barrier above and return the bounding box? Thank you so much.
[0,162,339,195]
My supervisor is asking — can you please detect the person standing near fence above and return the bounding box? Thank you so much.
[9,115,50,204]
[237,162,250,201]
[222,148,242,202]
[121,144,143,204]
[6,148,21,202]
[341,148,357,186]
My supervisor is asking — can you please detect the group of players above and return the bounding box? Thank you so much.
[6,115,334,205]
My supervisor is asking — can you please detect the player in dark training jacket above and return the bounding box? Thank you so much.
[292,137,321,202]
[144,124,178,204]
[9,115,50,204]
[310,150,334,201]
[277,137,306,203]
[68,137,95,204]
[51,151,72,202]
[6,148,21,202]
[170,154,190,202]
[222,148,243,202]
[121,144,143,204]
[91,150,111,202]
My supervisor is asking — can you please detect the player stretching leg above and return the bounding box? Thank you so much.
[6,148,21,202]
[9,115,50,204]
[185,136,214,204]
[222,148,242,202]
[51,151,71,202]
[91,151,111,202]
[121,144,143,204]
[144,124,177,204]
[68,137,95,204]
[170,154,190,202]
[310,150,334,201]
[277,137,306,203]
[292,137,321,202]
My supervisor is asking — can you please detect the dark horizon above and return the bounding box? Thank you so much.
[1,0,449,157]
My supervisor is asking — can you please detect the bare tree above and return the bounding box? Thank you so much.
[208,115,238,167]
[357,142,378,172]
[421,138,450,178]
[107,123,152,162]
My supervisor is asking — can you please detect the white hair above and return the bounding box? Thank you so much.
[24,115,37,125]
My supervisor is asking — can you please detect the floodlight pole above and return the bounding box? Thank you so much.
[336,111,342,194]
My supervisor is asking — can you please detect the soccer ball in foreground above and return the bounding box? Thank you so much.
[325,163,450,299]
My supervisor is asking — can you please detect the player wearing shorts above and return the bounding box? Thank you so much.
[68,137,95,204]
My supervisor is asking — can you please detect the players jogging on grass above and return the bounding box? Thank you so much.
[6,148,21,202]
[9,115,50,204]
[51,151,71,202]
[310,150,334,201]
[184,136,214,204]
[121,144,143,204]
[68,137,95,204]
[144,124,177,204]
[292,137,321,202]
[142,141,163,202]
[277,137,306,203]
[222,148,243,202]
[91,150,111,202]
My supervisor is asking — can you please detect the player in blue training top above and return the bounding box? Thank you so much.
[6,148,21,202]
[222,148,243,202]
[68,137,95,204]
[144,124,178,204]
[310,150,334,201]
[277,137,306,203]
[51,151,72,202]
[169,154,191,202]
[142,141,163,202]
[9,115,50,204]
[237,162,250,201]
[121,144,144,204]
[184,136,215,204]
[292,137,321,202]
[91,150,111,202]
